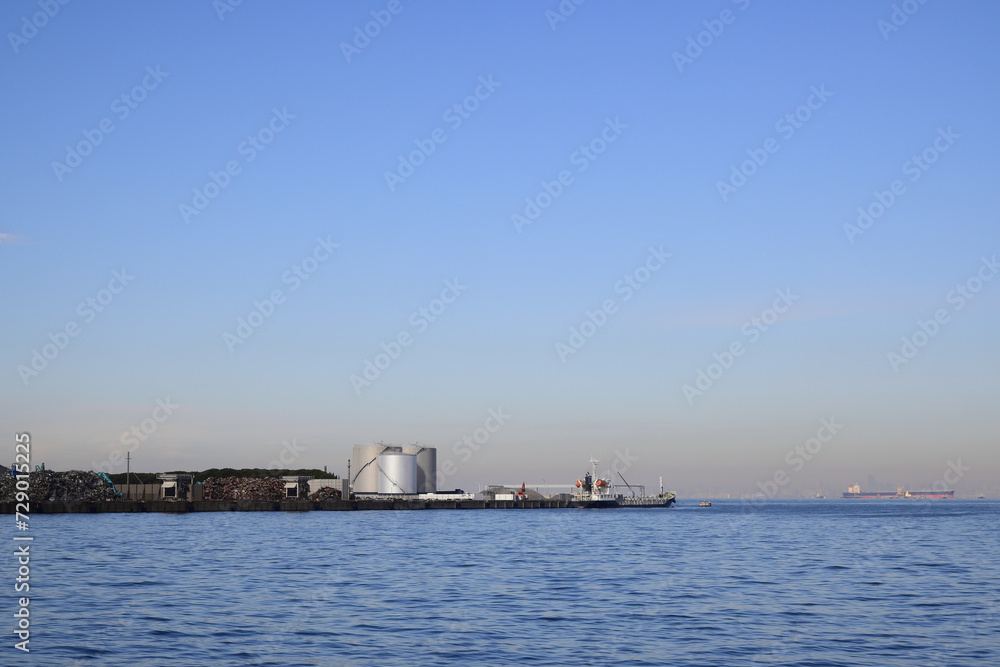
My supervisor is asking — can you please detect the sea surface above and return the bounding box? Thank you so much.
[21,500,1000,666]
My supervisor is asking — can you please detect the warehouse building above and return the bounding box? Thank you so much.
[158,474,194,500]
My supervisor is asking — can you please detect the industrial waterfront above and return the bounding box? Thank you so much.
[2,443,677,512]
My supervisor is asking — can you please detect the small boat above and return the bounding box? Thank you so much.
[698,501,712,507]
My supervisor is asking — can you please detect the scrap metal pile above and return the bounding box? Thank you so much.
[0,470,120,502]
[201,476,285,501]
[309,486,342,501]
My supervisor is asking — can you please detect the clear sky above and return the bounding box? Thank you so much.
[2,0,998,497]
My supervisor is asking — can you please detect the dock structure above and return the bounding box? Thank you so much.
[2,456,676,513]
[4,499,570,513]
[1,496,674,514]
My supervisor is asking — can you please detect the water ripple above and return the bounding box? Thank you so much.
[23,500,1000,666]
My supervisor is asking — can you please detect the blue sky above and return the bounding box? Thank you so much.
[2,0,998,497]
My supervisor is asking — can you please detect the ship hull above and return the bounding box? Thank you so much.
[619,496,676,508]
[571,499,619,509]
[842,491,954,499]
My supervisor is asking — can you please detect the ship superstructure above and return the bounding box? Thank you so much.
[573,458,619,508]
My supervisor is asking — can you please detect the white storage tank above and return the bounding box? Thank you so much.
[415,447,437,493]
[377,453,417,494]
[401,445,437,493]
[352,444,391,494]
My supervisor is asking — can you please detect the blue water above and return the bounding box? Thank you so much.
[21,500,1000,666]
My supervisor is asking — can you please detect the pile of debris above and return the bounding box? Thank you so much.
[309,486,342,501]
[202,476,284,501]
[0,470,120,502]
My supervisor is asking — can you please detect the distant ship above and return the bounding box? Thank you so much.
[842,483,954,499]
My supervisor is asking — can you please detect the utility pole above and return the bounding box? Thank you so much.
[126,452,131,500]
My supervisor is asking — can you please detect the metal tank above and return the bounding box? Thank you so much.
[377,453,418,494]
[352,444,392,494]
[414,447,437,493]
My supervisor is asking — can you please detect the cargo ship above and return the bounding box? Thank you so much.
[573,459,618,508]
[484,459,676,508]
[571,458,676,508]
[842,483,954,499]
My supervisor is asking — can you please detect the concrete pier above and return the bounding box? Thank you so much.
[2,499,588,514]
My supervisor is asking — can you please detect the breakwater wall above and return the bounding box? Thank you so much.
[2,499,577,514]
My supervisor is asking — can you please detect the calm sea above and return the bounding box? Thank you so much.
[22,500,1000,666]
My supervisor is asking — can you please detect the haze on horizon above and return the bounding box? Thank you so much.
[2,1,998,499]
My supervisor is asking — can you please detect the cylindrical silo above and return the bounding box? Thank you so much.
[352,444,390,494]
[377,453,417,494]
[415,448,437,493]
[401,445,438,494]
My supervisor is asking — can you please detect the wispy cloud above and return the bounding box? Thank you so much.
[0,232,28,245]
